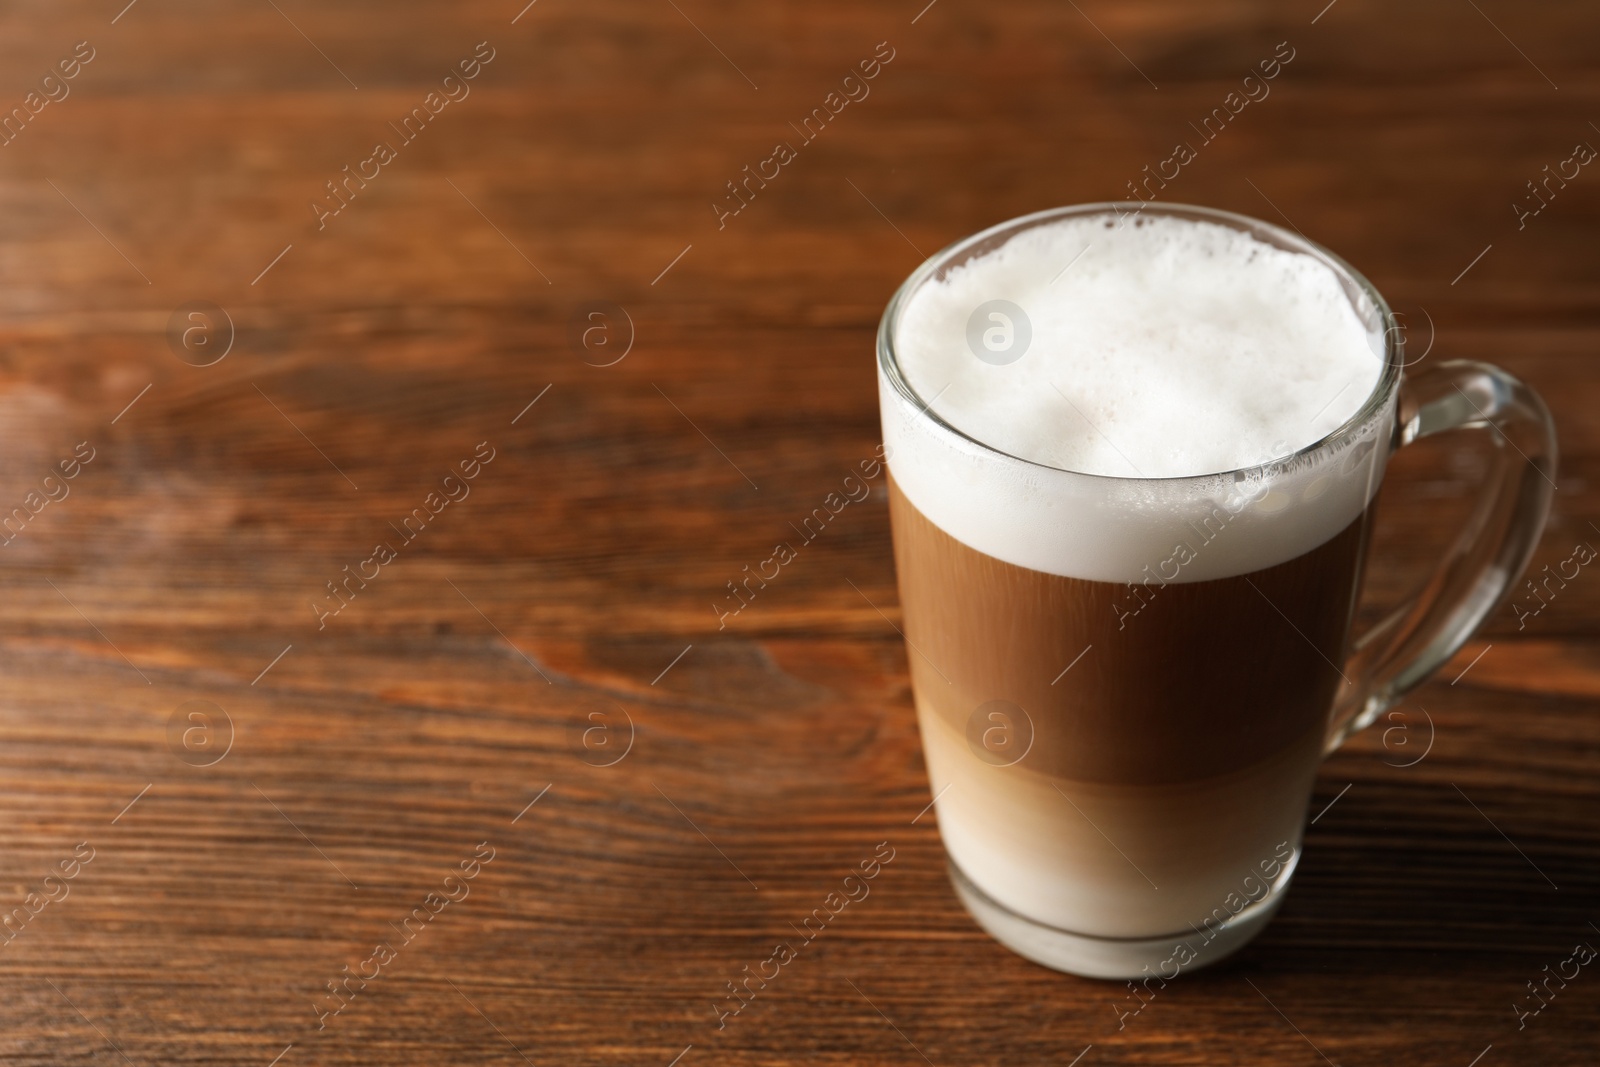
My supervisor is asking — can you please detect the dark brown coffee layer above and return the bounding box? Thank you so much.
[889,473,1372,785]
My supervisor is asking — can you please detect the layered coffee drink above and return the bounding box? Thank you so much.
[880,210,1394,973]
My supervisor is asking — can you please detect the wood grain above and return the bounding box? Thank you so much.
[0,0,1597,1064]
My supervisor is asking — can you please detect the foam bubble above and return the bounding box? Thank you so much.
[881,210,1395,582]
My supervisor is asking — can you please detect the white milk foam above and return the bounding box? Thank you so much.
[881,212,1396,583]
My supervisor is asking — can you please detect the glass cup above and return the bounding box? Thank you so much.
[876,203,1557,979]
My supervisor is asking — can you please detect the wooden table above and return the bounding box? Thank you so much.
[0,0,1595,1063]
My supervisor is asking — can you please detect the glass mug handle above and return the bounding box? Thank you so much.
[1327,359,1558,751]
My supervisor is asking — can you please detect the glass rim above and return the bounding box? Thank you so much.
[876,201,1402,485]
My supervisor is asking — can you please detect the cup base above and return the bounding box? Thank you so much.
[947,858,1286,980]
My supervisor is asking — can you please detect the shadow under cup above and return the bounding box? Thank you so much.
[877,203,1403,980]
